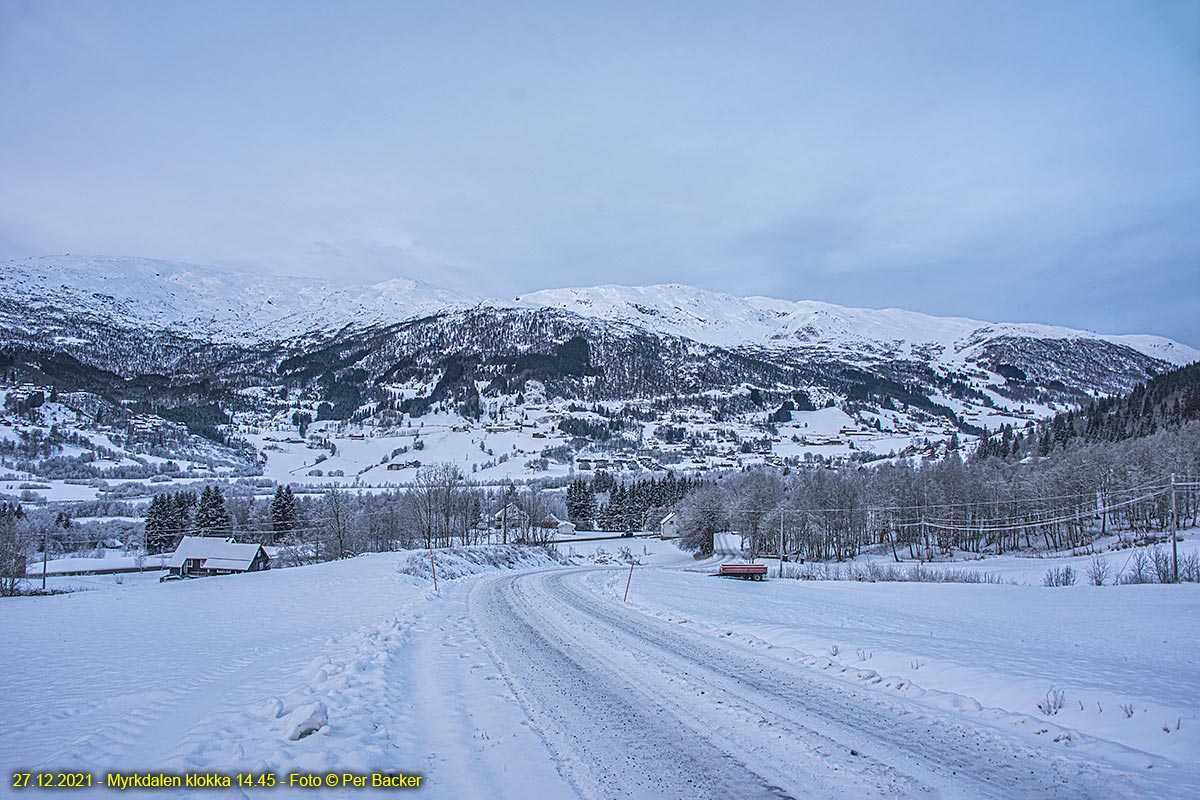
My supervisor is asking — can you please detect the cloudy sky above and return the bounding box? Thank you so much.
[1,0,1197,343]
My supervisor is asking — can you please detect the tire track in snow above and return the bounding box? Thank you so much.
[471,570,799,800]
[398,592,578,800]
[476,566,1165,799]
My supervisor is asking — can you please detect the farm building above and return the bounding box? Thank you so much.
[538,515,577,537]
[493,503,530,530]
[167,536,270,579]
[659,512,680,539]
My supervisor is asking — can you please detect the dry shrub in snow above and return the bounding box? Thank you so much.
[1181,552,1200,583]
[1150,546,1173,584]
[1043,565,1077,587]
[789,561,1004,584]
[1086,555,1111,586]
[1038,688,1066,716]
[1121,551,1155,584]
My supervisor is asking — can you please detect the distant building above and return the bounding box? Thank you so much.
[659,511,680,539]
[167,536,270,579]
[538,515,576,537]
[493,503,530,530]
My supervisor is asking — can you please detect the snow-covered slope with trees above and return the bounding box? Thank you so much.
[1,254,1196,486]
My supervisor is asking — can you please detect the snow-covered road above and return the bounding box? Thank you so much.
[470,566,1186,799]
[3,546,1197,799]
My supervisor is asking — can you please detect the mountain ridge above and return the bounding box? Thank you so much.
[2,254,1196,483]
[5,254,1196,367]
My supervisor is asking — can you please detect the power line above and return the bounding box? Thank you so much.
[726,478,1171,517]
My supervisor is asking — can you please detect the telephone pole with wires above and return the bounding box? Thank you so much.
[1170,473,1178,583]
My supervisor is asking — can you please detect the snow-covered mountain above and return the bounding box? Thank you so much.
[515,283,1197,367]
[0,255,476,343]
[5,255,1194,367]
[2,254,1197,481]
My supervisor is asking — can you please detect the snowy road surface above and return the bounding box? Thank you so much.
[471,568,1187,799]
[2,546,1198,798]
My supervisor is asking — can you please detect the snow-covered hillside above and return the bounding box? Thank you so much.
[5,255,1196,364]
[2,254,1196,488]
[0,255,477,342]
[517,283,1199,366]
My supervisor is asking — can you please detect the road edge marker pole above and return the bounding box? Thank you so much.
[430,540,439,592]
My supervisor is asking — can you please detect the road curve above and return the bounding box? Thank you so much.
[469,566,1160,800]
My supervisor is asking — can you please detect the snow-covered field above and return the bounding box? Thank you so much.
[2,540,1197,798]
[787,529,1200,586]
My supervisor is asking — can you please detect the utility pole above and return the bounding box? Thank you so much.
[1171,473,1179,583]
[42,525,48,592]
[779,513,785,578]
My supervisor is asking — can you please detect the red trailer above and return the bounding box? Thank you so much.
[716,563,768,581]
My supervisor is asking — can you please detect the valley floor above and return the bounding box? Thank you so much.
[2,542,1198,799]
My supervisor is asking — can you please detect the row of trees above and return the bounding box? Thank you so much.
[124,468,698,567]
[674,421,1200,560]
[144,486,232,553]
[565,473,701,531]
[143,485,299,555]
[0,502,83,595]
[134,465,571,564]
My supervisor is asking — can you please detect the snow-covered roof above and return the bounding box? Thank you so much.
[493,503,528,519]
[660,512,677,525]
[168,536,265,571]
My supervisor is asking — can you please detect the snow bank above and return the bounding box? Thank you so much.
[397,544,567,581]
[283,701,328,740]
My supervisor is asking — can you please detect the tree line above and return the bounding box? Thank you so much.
[565,472,701,531]
[674,420,1200,560]
[136,465,581,563]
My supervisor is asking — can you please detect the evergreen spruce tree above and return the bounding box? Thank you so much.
[144,494,173,554]
[582,482,597,531]
[195,485,229,536]
[159,490,197,551]
[606,483,628,531]
[270,485,297,542]
[565,479,592,530]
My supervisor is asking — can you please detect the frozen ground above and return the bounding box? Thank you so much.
[2,540,1197,798]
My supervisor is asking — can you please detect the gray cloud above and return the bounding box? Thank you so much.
[0,0,1196,345]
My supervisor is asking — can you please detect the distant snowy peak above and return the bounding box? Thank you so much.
[4,255,1196,367]
[513,284,1199,366]
[0,255,477,341]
